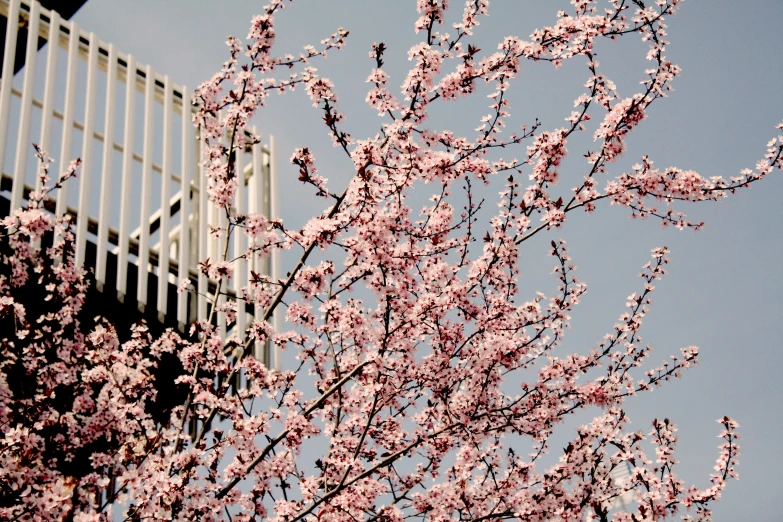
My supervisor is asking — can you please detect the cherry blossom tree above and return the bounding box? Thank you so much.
[1,0,780,520]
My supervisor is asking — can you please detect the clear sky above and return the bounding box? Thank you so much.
[71,1,783,519]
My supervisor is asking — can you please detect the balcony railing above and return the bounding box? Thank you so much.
[0,0,279,367]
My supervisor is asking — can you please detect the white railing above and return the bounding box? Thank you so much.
[0,0,279,367]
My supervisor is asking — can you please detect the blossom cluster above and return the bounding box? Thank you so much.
[2,1,779,521]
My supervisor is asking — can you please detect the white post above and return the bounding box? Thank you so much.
[234,135,247,341]
[250,129,264,362]
[96,43,118,291]
[269,135,280,371]
[208,183,218,263]
[116,54,136,302]
[0,0,20,177]
[217,206,227,338]
[75,31,99,268]
[177,86,193,330]
[37,9,60,194]
[157,75,173,321]
[137,64,155,311]
[11,0,40,212]
[197,137,208,322]
[55,21,80,224]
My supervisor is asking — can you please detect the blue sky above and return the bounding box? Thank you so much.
[70,1,783,519]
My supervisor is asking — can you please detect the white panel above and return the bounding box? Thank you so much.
[136,63,155,311]
[37,9,60,193]
[157,75,173,320]
[0,0,20,177]
[96,43,118,290]
[116,54,136,302]
[11,0,39,212]
[177,86,193,329]
[75,32,99,268]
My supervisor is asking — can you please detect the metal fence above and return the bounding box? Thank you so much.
[0,0,279,367]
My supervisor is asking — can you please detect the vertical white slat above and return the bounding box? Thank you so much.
[116,54,136,302]
[269,135,280,371]
[209,187,218,263]
[177,86,193,330]
[261,140,272,365]
[55,21,80,222]
[11,0,39,212]
[234,137,247,341]
[190,181,199,266]
[136,63,155,312]
[74,31,99,268]
[0,0,20,177]
[197,136,208,322]
[169,231,178,261]
[250,130,264,362]
[96,43,117,291]
[36,8,60,194]
[217,206,227,338]
[214,133,227,337]
[157,75,173,321]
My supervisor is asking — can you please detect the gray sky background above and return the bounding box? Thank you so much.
[70,1,783,519]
